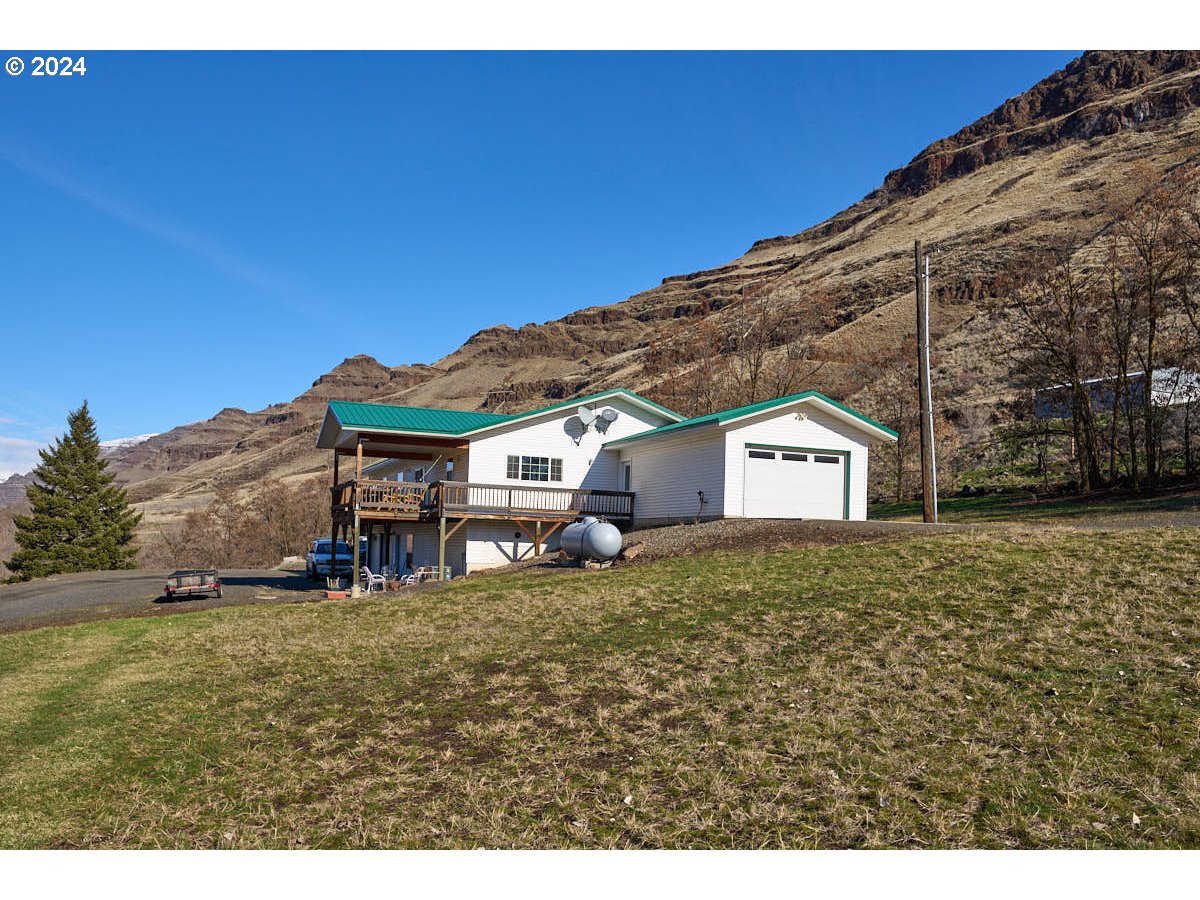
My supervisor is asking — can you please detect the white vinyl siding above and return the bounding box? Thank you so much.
[723,405,871,520]
[362,455,462,483]
[467,396,671,491]
[617,428,725,524]
[464,520,566,571]
[405,522,468,577]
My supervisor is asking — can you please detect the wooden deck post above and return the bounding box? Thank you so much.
[384,521,392,575]
[351,513,361,598]
[534,520,542,556]
[438,515,447,581]
[351,437,363,598]
[329,450,339,586]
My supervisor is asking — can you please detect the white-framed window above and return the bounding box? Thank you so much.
[506,454,563,482]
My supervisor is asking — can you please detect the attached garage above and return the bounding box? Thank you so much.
[607,390,897,526]
[742,445,848,519]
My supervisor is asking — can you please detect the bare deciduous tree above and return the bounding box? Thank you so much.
[642,280,834,417]
[141,477,328,569]
[994,251,1106,491]
[993,161,1200,492]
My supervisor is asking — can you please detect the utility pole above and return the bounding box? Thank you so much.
[915,240,938,524]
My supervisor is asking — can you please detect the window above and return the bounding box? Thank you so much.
[523,456,550,481]
[814,454,840,464]
[506,454,563,482]
[782,452,808,462]
[748,450,776,460]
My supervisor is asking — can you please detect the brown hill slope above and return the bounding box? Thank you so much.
[100,50,1200,531]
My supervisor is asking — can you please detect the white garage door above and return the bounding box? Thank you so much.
[743,446,846,519]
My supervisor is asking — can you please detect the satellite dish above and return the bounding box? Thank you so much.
[599,408,619,423]
[578,406,596,426]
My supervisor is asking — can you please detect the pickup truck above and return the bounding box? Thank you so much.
[164,569,222,600]
[306,539,354,580]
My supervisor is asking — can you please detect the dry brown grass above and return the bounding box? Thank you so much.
[1,526,1198,848]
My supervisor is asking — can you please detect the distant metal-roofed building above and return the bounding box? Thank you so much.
[1034,368,1200,419]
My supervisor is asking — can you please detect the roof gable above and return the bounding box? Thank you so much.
[603,391,898,447]
[460,388,682,437]
[318,389,682,449]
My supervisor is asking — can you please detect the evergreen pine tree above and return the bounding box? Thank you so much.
[6,402,142,581]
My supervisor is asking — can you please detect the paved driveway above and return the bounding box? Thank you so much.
[0,568,326,633]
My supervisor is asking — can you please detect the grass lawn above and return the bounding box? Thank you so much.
[870,487,1200,525]
[1,527,1198,848]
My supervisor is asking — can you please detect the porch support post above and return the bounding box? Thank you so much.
[351,436,363,598]
[534,520,542,557]
[384,521,392,575]
[329,451,339,587]
[438,515,447,581]
[351,513,361,598]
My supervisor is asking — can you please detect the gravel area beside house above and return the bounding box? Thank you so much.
[619,517,969,561]
[0,567,323,633]
[466,517,971,579]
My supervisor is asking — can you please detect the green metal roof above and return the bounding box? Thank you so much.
[603,390,898,446]
[326,389,681,439]
[327,400,515,435]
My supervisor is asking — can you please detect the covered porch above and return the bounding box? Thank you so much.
[320,425,634,594]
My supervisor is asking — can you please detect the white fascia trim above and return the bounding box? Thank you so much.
[455,389,680,439]
[721,395,898,443]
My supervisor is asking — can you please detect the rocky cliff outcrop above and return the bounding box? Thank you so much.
[0,473,35,509]
[876,50,1200,203]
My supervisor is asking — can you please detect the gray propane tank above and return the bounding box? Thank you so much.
[561,516,623,562]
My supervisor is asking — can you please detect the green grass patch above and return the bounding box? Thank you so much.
[2,528,1199,848]
[870,488,1200,524]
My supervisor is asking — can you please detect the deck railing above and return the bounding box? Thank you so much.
[434,481,634,519]
[333,479,634,522]
[332,479,429,519]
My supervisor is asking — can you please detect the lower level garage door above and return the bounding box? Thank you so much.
[743,446,847,519]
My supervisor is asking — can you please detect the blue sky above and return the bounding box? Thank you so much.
[0,51,1079,476]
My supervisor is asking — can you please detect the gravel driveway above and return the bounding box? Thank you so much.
[0,568,326,633]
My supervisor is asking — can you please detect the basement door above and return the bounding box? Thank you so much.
[742,445,848,520]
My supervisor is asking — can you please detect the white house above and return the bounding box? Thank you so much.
[316,387,896,579]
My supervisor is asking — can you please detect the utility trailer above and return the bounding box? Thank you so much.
[163,569,222,600]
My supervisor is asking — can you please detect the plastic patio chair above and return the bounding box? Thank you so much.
[360,566,386,593]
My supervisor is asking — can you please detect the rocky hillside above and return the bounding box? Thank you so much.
[0,473,36,509]
[94,50,1200,529]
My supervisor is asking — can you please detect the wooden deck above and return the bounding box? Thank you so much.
[332,478,634,525]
